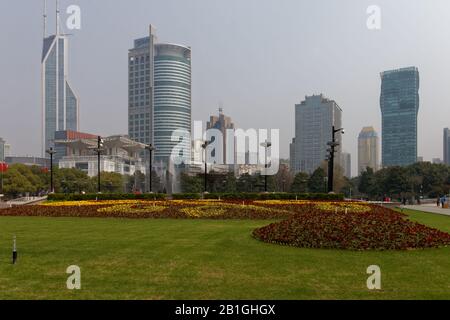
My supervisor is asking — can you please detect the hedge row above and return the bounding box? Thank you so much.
[47,192,344,201]
[47,193,167,201]
[176,193,344,201]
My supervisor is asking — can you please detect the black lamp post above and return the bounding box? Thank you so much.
[95,136,104,193]
[260,140,272,192]
[145,144,155,193]
[326,126,344,193]
[46,147,56,193]
[201,141,210,193]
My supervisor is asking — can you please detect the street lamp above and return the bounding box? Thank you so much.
[145,144,156,193]
[95,136,104,193]
[326,126,344,193]
[46,147,56,193]
[260,140,272,193]
[201,141,211,193]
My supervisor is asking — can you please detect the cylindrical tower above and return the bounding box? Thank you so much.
[153,43,191,165]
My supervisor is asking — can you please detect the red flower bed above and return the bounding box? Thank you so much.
[253,205,450,250]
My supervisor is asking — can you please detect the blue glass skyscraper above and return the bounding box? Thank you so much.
[380,67,419,167]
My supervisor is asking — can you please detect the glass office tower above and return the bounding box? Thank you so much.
[42,34,79,157]
[380,67,419,167]
[128,26,191,166]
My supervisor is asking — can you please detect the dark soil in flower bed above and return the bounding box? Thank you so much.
[252,205,450,250]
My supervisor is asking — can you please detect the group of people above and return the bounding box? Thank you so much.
[437,195,448,208]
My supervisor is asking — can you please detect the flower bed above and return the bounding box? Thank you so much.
[0,201,293,220]
[3,200,450,250]
[252,205,450,250]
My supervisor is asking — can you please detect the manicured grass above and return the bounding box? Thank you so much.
[0,210,449,299]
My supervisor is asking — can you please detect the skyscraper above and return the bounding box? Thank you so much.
[128,26,156,148]
[154,43,191,164]
[380,67,419,167]
[290,94,343,174]
[358,126,380,174]
[128,26,191,166]
[443,128,450,165]
[206,108,235,165]
[340,152,351,179]
[42,0,79,157]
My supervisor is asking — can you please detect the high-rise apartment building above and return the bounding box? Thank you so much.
[443,128,450,165]
[358,126,380,174]
[128,26,191,166]
[42,1,79,156]
[290,94,342,174]
[380,67,419,167]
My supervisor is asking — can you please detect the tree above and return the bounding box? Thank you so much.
[308,167,327,193]
[56,168,94,194]
[95,172,124,193]
[290,172,309,193]
[3,169,35,197]
[358,167,377,198]
[180,172,202,193]
[274,165,294,192]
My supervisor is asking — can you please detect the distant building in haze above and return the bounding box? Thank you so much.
[443,128,450,165]
[340,152,351,178]
[358,126,380,174]
[380,67,419,167]
[290,94,342,174]
[206,108,235,166]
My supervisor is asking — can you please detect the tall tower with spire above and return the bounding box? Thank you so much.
[42,0,79,156]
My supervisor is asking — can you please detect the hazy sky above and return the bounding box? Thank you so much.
[1,0,450,176]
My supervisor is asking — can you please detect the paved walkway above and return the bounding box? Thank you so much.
[403,204,450,217]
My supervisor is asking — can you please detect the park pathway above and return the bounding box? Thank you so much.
[404,204,450,217]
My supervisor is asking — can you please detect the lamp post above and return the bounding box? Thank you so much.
[326,126,344,193]
[201,141,210,193]
[145,144,155,193]
[46,147,56,193]
[260,140,272,192]
[95,136,104,193]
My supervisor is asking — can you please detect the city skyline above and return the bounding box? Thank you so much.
[2,1,450,176]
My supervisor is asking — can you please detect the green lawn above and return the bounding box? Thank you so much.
[0,209,449,300]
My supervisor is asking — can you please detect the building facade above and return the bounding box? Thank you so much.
[58,135,146,177]
[128,26,191,167]
[154,43,192,164]
[128,26,156,147]
[380,67,419,167]
[42,4,79,156]
[54,130,98,164]
[290,94,343,174]
[358,126,380,174]
[444,128,450,165]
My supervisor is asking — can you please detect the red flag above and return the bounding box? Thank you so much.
[0,162,8,173]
